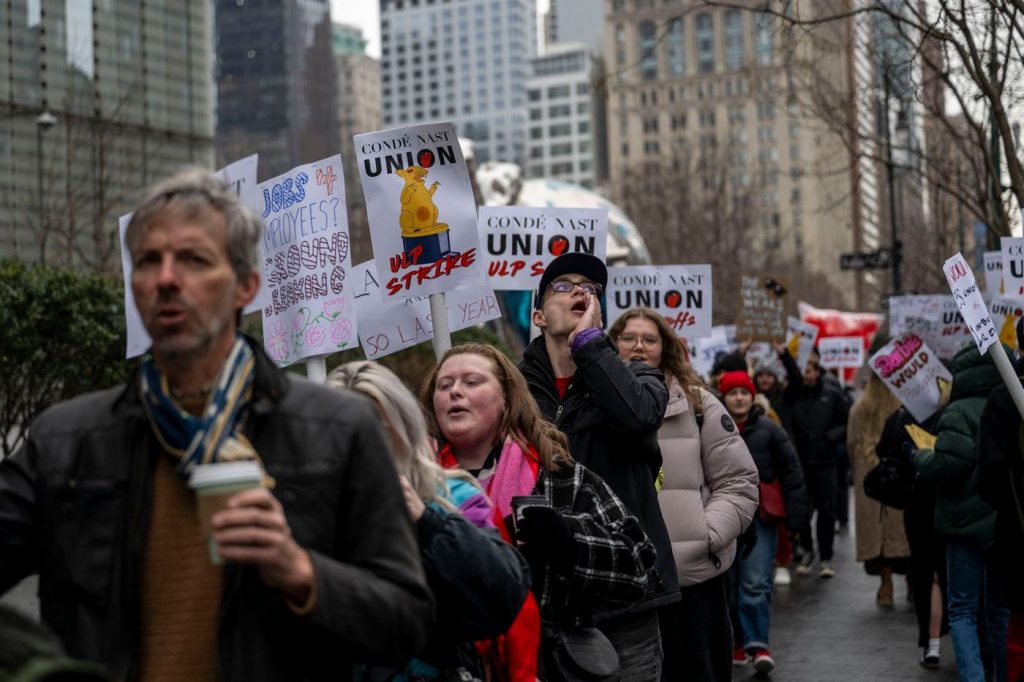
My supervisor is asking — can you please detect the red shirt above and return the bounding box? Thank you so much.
[555,376,572,399]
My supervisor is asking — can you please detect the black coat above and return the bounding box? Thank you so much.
[518,334,680,616]
[783,376,849,468]
[977,380,1024,610]
[739,408,810,531]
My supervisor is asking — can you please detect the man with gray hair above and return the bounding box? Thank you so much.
[0,169,432,681]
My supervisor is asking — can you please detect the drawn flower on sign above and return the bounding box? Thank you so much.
[331,318,352,344]
[305,325,326,349]
[267,321,289,362]
[323,297,345,320]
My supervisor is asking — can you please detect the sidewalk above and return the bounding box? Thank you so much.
[733,504,958,681]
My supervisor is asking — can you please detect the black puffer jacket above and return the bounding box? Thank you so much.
[0,340,433,682]
[785,377,849,467]
[738,407,810,531]
[518,334,679,617]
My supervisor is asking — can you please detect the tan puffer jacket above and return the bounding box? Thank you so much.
[657,381,759,586]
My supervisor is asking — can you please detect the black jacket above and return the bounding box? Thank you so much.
[783,375,849,468]
[518,334,679,616]
[0,340,433,681]
[739,407,810,531]
[978,378,1024,610]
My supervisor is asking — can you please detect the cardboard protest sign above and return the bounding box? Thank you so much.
[786,316,819,372]
[984,250,1004,295]
[735,274,788,342]
[352,261,501,360]
[888,294,972,360]
[987,296,1024,350]
[870,334,952,422]
[818,336,865,369]
[692,325,737,378]
[478,206,608,291]
[120,155,263,359]
[606,264,712,340]
[1001,237,1024,296]
[258,155,356,366]
[944,252,998,355]
[355,122,483,300]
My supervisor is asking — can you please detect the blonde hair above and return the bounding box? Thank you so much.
[327,361,477,511]
[421,343,573,472]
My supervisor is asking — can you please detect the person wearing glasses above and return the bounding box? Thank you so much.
[518,254,679,680]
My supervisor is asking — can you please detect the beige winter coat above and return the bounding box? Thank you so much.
[657,382,759,587]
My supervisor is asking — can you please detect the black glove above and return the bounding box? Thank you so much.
[738,521,758,559]
[516,506,575,568]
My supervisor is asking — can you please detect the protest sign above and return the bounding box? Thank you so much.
[352,261,501,360]
[888,294,972,360]
[1001,237,1024,296]
[786,316,819,372]
[692,325,737,378]
[258,155,356,366]
[477,206,608,291]
[735,274,788,342]
[984,250,1004,295]
[987,295,1024,350]
[818,336,865,369]
[355,122,483,300]
[870,334,953,422]
[944,252,998,354]
[120,155,262,359]
[606,264,712,340]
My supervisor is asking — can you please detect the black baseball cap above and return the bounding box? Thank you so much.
[535,253,608,309]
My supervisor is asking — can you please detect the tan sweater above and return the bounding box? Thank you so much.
[138,454,223,681]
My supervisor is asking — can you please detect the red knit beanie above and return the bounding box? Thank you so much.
[719,370,755,396]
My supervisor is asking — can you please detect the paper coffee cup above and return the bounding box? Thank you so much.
[189,460,265,565]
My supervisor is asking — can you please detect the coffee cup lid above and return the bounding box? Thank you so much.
[188,460,264,488]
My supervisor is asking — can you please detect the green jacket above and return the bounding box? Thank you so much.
[912,344,1005,547]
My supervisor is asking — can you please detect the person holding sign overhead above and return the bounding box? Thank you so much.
[0,169,432,681]
[518,254,679,680]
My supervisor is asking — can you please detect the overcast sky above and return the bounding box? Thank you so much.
[332,0,550,59]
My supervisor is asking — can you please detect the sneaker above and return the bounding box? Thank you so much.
[752,648,775,675]
[819,561,835,578]
[733,646,750,666]
[920,647,940,669]
[795,554,814,576]
[774,566,792,586]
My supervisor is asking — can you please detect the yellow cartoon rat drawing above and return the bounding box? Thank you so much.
[395,166,451,265]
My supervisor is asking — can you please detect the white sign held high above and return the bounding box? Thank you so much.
[818,336,865,369]
[870,334,952,423]
[888,294,972,360]
[943,252,998,355]
[1001,237,1024,297]
[786,317,819,373]
[606,264,712,340]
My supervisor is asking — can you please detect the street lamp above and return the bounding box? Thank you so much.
[35,110,57,242]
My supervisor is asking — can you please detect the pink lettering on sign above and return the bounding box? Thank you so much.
[873,334,923,378]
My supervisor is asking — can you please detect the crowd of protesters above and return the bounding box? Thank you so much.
[4,166,1024,682]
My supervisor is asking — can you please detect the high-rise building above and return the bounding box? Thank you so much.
[379,0,536,165]
[214,0,338,181]
[525,44,599,188]
[333,24,381,207]
[603,0,866,310]
[0,1,214,272]
[548,0,606,55]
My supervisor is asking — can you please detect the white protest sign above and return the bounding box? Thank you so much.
[944,252,998,354]
[984,250,1004,295]
[258,155,356,366]
[692,325,737,378]
[786,316,819,372]
[120,155,263,359]
[1001,237,1024,296]
[352,261,501,360]
[477,206,608,291]
[355,122,483,300]
[818,336,865,369]
[870,334,952,422]
[888,294,972,360]
[606,264,712,340]
[988,295,1024,350]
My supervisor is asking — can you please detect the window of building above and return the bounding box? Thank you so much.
[639,21,658,81]
[579,140,592,152]
[577,102,591,114]
[579,121,590,133]
[725,10,744,70]
[549,104,571,117]
[699,110,716,127]
[666,17,685,76]
[790,144,800,160]
[548,85,570,98]
[671,114,686,130]
[528,89,541,101]
[551,143,573,156]
[577,82,590,95]
[755,11,773,66]
[696,13,714,73]
[643,117,659,133]
[757,101,775,120]
[644,140,661,155]
[549,123,572,136]
[530,108,542,120]
[530,127,543,139]
[758,125,775,143]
